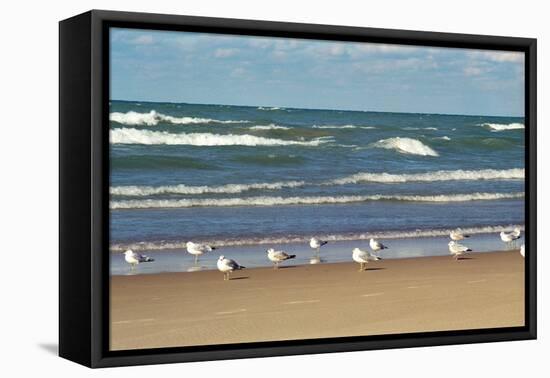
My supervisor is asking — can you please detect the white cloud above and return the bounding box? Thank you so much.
[468,51,524,63]
[214,48,238,58]
[463,66,484,76]
[131,35,154,45]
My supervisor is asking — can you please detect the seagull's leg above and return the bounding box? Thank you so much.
[194,255,198,265]
[359,262,363,272]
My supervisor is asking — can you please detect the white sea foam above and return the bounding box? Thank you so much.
[403,127,439,131]
[249,124,291,130]
[258,106,282,111]
[433,136,451,141]
[111,168,523,196]
[110,128,328,146]
[110,181,306,196]
[312,125,375,129]
[372,137,439,156]
[329,168,524,185]
[110,192,523,209]
[109,110,249,126]
[481,122,525,131]
[110,224,524,251]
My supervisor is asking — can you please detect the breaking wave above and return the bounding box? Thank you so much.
[110,128,328,146]
[372,137,439,156]
[312,125,375,129]
[402,127,439,131]
[249,124,291,130]
[110,224,524,251]
[111,181,305,196]
[481,123,525,131]
[110,192,523,209]
[329,168,524,185]
[109,110,249,126]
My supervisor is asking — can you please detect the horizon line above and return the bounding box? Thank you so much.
[110,98,525,118]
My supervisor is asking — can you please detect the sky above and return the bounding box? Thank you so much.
[110,28,525,117]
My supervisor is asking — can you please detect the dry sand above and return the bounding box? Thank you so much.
[110,250,524,350]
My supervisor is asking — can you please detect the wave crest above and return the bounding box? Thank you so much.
[111,181,305,196]
[249,124,291,130]
[109,110,248,126]
[110,192,523,209]
[373,137,439,156]
[481,122,524,131]
[110,224,524,251]
[110,128,329,146]
[312,125,375,129]
[330,168,524,185]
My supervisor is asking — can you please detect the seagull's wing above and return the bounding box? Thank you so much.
[225,258,242,270]
[273,251,289,260]
[138,254,154,262]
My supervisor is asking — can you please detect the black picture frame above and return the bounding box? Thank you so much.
[59,9,537,368]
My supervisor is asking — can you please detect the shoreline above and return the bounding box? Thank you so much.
[110,250,525,351]
[110,232,524,275]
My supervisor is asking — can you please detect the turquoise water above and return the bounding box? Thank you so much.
[109,100,525,274]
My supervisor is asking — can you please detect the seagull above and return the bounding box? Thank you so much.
[448,241,472,260]
[450,229,470,241]
[520,244,525,258]
[500,228,521,247]
[267,248,296,269]
[309,237,328,256]
[124,250,154,270]
[217,255,245,281]
[352,247,382,271]
[186,241,215,264]
[369,238,388,253]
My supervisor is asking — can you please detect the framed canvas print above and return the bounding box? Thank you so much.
[59,10,536,368]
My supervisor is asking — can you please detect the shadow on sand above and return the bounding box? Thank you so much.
[229,276,250,281]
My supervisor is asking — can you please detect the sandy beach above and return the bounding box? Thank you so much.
[110,250,524,351]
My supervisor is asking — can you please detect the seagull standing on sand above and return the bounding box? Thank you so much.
[124,250,154,270]
[352,247,382,271]
[500,227,521,247]
[186,241,215,264]
[217,256,245,281]
[369,238,388,254]
[310,237,327,256]
[448,241,472,260]
[450,229,470,241]
[520,244,525,258]
[267,248,296,269]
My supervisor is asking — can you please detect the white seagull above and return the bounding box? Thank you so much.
[267,248,296,269]
[124,250,154,270]
[369,238,388,253]
[450,229,470,241]
[309,237,328,256]
[520,244,525,258]
[352,247,382,271]
[186,241,215,264]
[500,227,521,247]
[448,241,472,260]
[217,255,245,281]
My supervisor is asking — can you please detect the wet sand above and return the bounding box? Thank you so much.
[110,250,524,351]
